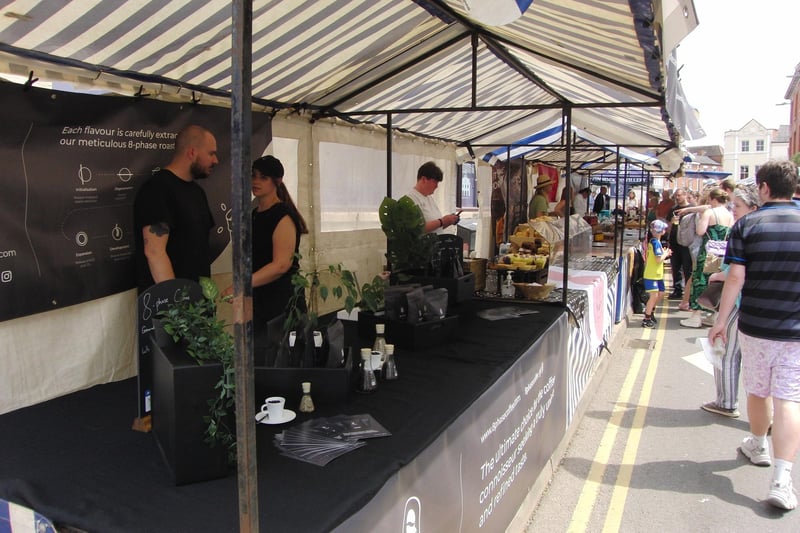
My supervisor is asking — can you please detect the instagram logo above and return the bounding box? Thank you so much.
[1,271,11,283]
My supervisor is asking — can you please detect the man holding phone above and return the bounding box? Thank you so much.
[404,161,460,234]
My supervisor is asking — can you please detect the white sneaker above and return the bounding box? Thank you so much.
[767,480,798,510]
[701,312,717,327]
[739,436,771,466]
[680,316,703,328]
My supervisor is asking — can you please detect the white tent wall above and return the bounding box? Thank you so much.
[0,290,138,415]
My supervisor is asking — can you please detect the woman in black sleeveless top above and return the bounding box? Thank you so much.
[224,155,308,345]
[250,155,308,324]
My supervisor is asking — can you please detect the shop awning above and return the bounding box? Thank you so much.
[482,122,662,173]
[684,170,732,180]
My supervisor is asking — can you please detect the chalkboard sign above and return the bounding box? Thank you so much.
[136,279,203,418]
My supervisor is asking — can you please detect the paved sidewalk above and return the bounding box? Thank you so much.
[525,295,800,532]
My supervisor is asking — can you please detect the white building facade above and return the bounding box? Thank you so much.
[723,120,789,180]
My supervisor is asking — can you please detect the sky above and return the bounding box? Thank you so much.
[676,0,799,147]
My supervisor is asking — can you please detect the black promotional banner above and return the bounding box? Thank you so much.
[335,314,569,532]
[0,82,271,322]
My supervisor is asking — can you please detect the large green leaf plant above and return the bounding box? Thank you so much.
[379,196,438,278]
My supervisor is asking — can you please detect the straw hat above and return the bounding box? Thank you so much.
[535,176,554,189]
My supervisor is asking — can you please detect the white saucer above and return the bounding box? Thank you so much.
[255,409,296,425]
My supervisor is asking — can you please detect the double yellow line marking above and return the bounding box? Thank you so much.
[567,305,668,532]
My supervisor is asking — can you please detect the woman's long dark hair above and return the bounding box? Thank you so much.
[252,155,309,234]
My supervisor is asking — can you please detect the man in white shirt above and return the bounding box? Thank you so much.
[573,187,590,215]
[404,162,459,234]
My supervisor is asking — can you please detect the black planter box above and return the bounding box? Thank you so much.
[150,339,229,485]
[408,273,475,306]
[358,311,459,349]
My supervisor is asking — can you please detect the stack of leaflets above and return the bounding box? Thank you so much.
[274,413,391,466]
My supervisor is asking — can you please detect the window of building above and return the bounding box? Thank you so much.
[740,165,749,180]
[754,165,761,175]
[457,161,478,209]
[756,139,764,151]
[741,140,750,152]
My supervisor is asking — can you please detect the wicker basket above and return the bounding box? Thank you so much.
[513,282,555,301]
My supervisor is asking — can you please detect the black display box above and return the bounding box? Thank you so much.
[357,311,459,349]
[408,272,475,306]
[150,339,229,485]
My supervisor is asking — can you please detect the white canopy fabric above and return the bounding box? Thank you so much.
[0,0,697,158]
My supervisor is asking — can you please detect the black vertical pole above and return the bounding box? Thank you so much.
[387,113,393,198]
[471,32,478,109]
[504,145,511,243]
[385,114,393,272]
[618,160,627,260]
[614,147,621,257]
[231,1,258,531]
[562,106,572,308]
[639,165,646,241]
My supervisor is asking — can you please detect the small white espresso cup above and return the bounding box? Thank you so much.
[261,396,285,420]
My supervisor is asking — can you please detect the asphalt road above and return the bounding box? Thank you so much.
[524,296,800,533]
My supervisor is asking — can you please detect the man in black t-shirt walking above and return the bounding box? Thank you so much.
[133,125,219,292]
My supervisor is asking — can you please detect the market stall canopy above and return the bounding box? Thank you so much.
[0,0,699,155]
[481,122,662,173]
[684,170,732,181]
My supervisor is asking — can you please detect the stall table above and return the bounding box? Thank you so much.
[0,300,568,533]
[547,257,619,424]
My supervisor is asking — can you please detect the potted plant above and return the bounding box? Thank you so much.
[252,255,385,406]
[156,277,236,470]
[284,254,386,332]
[379,196,474,305]
[151,269,384,483]
[379,196,439,280]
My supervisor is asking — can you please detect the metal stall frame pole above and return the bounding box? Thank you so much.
[638,165,646,241]
[613,146,621,260]
[386,113,393,198]
[562,105,572,308]
[504,145,511,243]
[646,169,653,241]
[385,113,392,272]
[618,158,628,260]
[231,1,259,531]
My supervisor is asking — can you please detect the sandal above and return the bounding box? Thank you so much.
[678,302,690,311]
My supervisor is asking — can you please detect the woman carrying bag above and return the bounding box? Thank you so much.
[681,187,733,328]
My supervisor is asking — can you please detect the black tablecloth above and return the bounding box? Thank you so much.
[0,300,563,533]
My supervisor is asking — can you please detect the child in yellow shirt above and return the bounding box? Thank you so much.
[642,219,672,328]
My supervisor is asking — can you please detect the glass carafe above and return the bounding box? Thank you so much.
[357,348,377,393]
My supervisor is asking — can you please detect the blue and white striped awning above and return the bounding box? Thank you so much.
[482,122,661,173]
[0,0,698,154]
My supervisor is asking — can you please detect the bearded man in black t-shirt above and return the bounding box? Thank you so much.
[133,125,219,292]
